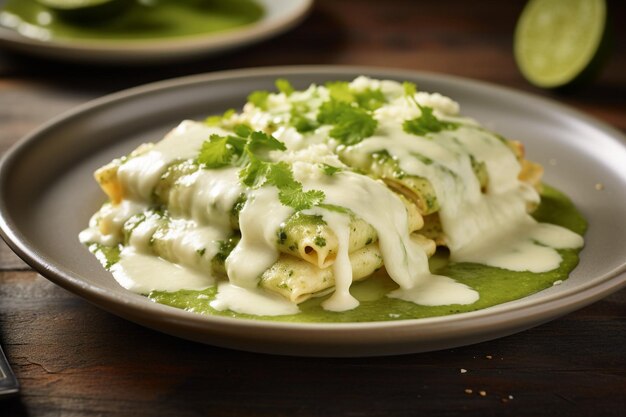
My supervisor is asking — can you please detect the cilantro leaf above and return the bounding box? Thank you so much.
[247,90,270,110]
[355,88,386,111]
[325,82,387,110]
[204,108,235,126]
[234,124,253,138]
[247,131,286,155]
[266,162,299,189]
[330,107,377,144]
[278,188,325,211]
[198,134,246,168]
[403,81,417,97]
[320,163,341,176]
[240,161,326,211]
[317,100,378,145]
[317,100,352,125]
[239,156,271,187]
[325,81,354,102]
[403,105,459,136]
[291,114,319,133]
[275,78,295,96]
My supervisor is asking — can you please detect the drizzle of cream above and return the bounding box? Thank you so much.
[225,186,294,289]
[452,218,584,272]
[388,275,479,306]
[117,121,229,201]
[211,282,300,316]
[318,210,359,311]
[111,248,213,294]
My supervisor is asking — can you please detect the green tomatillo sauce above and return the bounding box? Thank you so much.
[0,0,263,42]
[134,184,586,323]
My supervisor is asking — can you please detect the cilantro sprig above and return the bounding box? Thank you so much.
[198,125,283,169]
[198,125,325,211]
[403,106,459,136]
[317,100,378,145]
[325,81,387,111]
[402,81,459,136]
[241,160,325,211]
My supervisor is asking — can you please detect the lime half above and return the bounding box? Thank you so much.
[514,0,609,89]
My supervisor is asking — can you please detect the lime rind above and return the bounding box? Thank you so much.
[514,0,608,89]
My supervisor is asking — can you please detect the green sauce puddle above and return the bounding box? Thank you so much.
[1,0,263,41]
[144,184,587,323]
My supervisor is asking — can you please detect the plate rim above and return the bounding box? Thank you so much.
[0,0,313,62]
[1,65,625,352]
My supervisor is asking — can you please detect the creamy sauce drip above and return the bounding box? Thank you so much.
[452,217,583,272]
[388,275,479,306]
[301,171,430,289]
[112,248,213,294]
[211,282,300,316]
[118,122,230,201]
[168,166,242,233]
[225,186,293,288]
[316,210,359,311]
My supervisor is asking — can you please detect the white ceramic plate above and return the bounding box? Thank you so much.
[1,66,625,357]
[0,0,312,63]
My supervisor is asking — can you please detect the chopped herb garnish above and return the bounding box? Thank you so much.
[275,78,295,96]
[403,105,459,136]
[279,186,326,211]
[214,237,239,262]
[277,229,288,245]
[289,102,319,133]
[355,88,386,111]
[204,108,235,126]
[199,126,285,171]
[326,81,354,102]
[292,114,319,133]
[317,100,377,145]
[247,90,270,110]
[247,130,286,155]
[196,248,206,256]
[197,134,247,169]
[403,81,418,97]
[325,81,387,110]
[321,163,341,176]
[265,162,325,211]
[233,124,253,138]
[314,236,327,247]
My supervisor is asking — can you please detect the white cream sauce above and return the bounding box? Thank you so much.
[452,217,584,272]
[82,77,585,317]
[111,248,213,294]
[117,121,229,202]
[167,166,243,233]
[210,282,300,316]
[388,275,479,306]
[225,186,293,289]
[316,209,359,311]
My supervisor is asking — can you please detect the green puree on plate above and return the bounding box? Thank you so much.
[0,0,264,41]
[144,184,587,323]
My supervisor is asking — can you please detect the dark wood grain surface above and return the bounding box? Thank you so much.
[1,1,625,416]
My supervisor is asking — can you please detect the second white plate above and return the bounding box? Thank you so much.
[0,0,312,63]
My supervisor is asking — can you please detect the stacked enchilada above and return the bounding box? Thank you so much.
[80,77,582,315]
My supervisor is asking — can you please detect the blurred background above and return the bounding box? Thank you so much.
[1,0,625,147]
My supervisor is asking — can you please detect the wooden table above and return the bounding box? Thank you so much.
[1,1,625,415]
